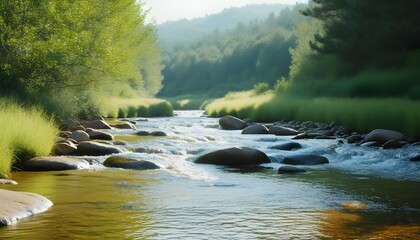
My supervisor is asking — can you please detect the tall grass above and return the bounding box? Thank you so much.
[100,97,173,118]
[206,93,420,137]
[0,100,58,177]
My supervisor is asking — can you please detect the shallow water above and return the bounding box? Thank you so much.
[1,111,419,239]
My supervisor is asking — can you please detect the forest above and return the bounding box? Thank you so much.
[0,0,164,117]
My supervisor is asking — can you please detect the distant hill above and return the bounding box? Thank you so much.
[157,4,290,44]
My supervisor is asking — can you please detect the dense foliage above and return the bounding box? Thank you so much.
[0,0,164,117]
[159,6,307,97]
[286,0,420,99]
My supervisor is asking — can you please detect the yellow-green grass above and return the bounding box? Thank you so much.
[206,93,420,137]
[0,100,58,177]
[100,97,173,118]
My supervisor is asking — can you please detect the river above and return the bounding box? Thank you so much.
[1,111,419,239]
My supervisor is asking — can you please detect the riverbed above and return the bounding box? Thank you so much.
[1,111,419,239]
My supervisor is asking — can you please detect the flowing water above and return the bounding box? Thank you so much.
[1,111,419,239]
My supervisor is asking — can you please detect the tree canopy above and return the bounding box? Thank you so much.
[0,0,163,116]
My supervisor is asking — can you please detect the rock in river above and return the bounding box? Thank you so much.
[269,126,299,136]
[69,130,90,143]
[88,130,114,141]
[103,156,160,170]
[81,120,112,130]
[0,189,53,226]
[77,141,123,156]
[219,116,247,130]
[241,124,269,135]
[269,142,302,151]
[21,156,89,171]
[364,129,406,144]
[282,155,329,165]
[195,147,270,166]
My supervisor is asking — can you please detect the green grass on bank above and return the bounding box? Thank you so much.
[100,98,173,118]
[164,94,215,110]
[206,93,420,137]
[0,100,58,177]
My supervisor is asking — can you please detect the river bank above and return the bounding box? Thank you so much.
[1,111,419,239]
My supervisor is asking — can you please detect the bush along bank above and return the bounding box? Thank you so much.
[205,94,420,139]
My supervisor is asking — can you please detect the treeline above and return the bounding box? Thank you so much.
[159,5,307,97]
[283,0,420,99]
[0,0,164,117]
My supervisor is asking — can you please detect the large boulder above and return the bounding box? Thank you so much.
[112,122,136,130]
[278,166,306,174]
[0,189,53,226]
[269,142,302,151]
[195,147,270,166]
[77,141,123,156]
[103,156,160,170]
[69,130,90,143]
[21,156,89,171]
[269,126,299,136]
[241,124,269,135]
[81,120,112,130]
[364,129,406,144]
[88,131,114,141]
[219,116,247,130]
[53,141,78,155]
[282,155,329,165]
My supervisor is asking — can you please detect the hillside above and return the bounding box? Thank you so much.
[157,4,290,45]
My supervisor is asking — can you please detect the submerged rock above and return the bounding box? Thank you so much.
[278,166,306,174]
[219,116,247,130]
[364,129,406,144]
[195,147,270,166]
[0,189,53,226]
[241,124,269,135]
[22,156,89,171]
[151,131,167,136]
[77,141,123,156]
[269,142,302,151]
[282,155,329,165]
[103,156,160,170]
[135,131,151,136]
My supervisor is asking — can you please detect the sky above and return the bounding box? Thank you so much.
[142,0,308,24]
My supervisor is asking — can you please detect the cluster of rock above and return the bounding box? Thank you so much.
[197,115,419,174]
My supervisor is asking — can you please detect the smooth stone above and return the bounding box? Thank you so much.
[55,137,66,143]
[88,115,104,121]
[135,131,151,136]
[382,139,405,149]
[282,155,329,165]
[219,116,247,130]
[364,129,406,144]
[0,189,53,226]
[113,140,128,146]
[269,142,302,151]
[269,126,299,136]
[278,166,306,174]
[195,147,270,166]
[21,156,89,171]
[73,125,86,131]
[77,141,123,156]
[69,130,90,143]
[85,128,94,133]
[241,124,269,134]
[53,141,78,155]
[103,156,160,170]
[88,131,114,141]
[0,179,18,185]
[151,131,167,136]
[112,122,136,130]
[81,120,112,130]
[410,155,420,162]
